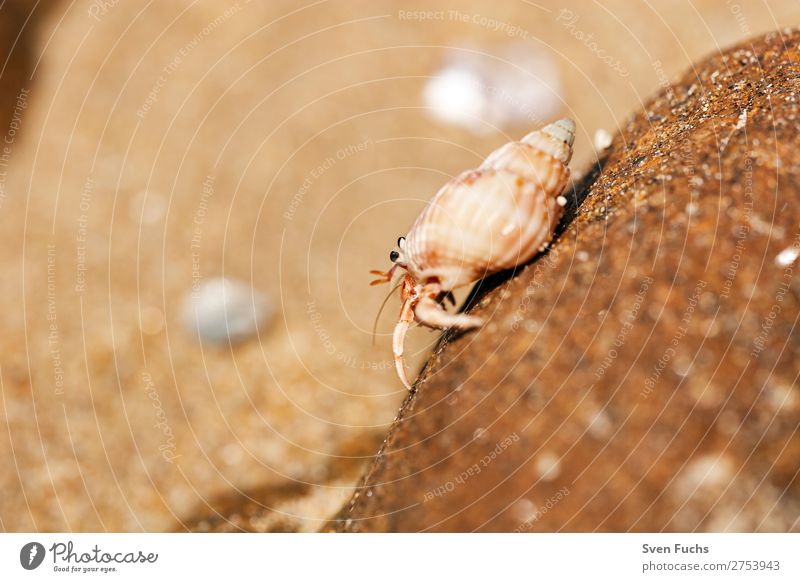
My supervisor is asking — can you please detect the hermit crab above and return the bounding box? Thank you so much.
[371,118,575,390]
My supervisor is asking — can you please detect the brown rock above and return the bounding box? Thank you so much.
[0,2,56,134]
[330,29,800,532]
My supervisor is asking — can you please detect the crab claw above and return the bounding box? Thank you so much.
[393,296,416,390]
[391,283,482,390]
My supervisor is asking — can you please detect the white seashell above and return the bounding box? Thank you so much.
[593,128,613,151]
[423,46,562,133]
[423,66,487,130]
[403,118,574,290]
[775,245,799,267]
[182,277,271,344]
[371,118,576,390]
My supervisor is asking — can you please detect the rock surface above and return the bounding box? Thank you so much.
[331,29,800,532]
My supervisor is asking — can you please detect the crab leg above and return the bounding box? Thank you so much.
[369,265,398,286]
[393,295,416,390]
[413,284,483,330]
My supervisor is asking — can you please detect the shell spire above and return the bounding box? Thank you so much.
[521,117,575,164]
[541,117,576,146]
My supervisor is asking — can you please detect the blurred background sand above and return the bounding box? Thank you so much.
[0,0,797,531]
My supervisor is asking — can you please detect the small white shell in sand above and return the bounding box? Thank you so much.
[182,277,271,343]
[775,246,800,267]
[423,45,562,133]
[535,452,562,481]
[593,128,613,151]
[423,66,487,130]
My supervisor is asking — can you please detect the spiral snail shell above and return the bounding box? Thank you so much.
[370,118,575,390]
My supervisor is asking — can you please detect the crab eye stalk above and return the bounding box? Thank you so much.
[389,250,400,262]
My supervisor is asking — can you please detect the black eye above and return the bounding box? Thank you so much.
[389,250,399,262]
[397,236,405,247]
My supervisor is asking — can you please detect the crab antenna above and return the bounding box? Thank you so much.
[372,280,403,345]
